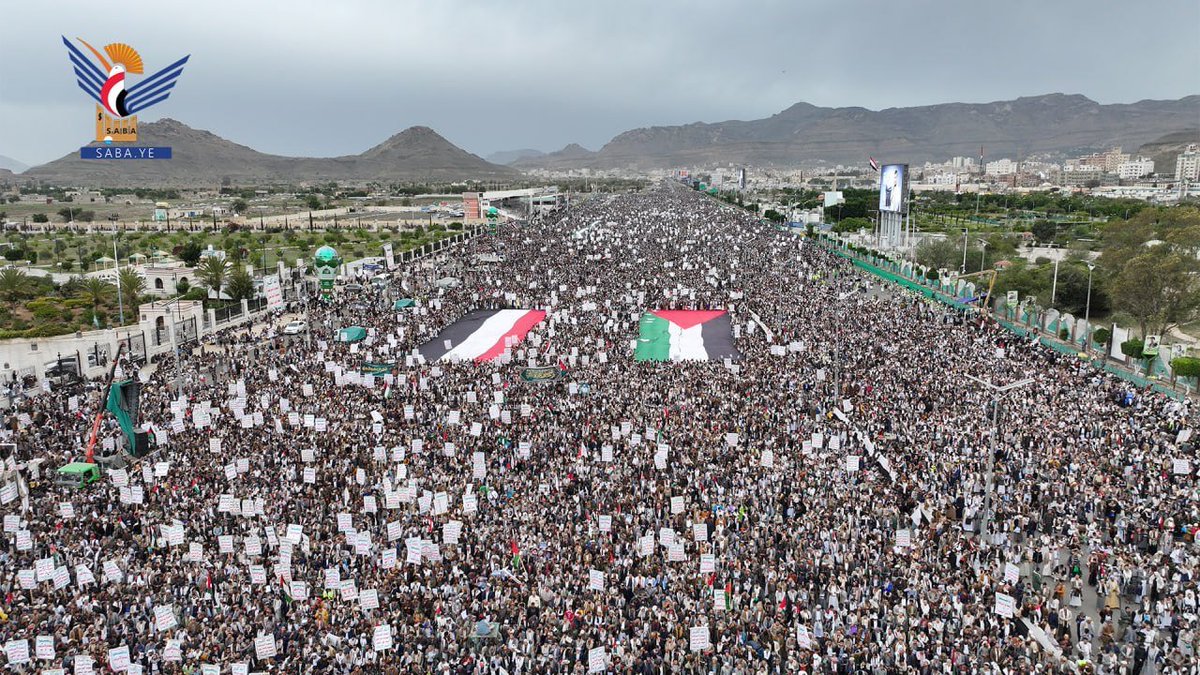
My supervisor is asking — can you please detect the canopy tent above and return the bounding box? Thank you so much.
[393,299,415,310]
[128,253,147,261]
[337,326,367,343]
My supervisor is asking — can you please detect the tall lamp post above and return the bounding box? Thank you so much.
[960,228,969,274]
[963,374,1035,547]
[1083,261,1096,353]
[978,239,989,273]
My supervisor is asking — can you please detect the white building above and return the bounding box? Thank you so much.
[1176,145,1199,181]
[985,159,1018,176]
[930,173,959,186]
[1117,158,1155,180]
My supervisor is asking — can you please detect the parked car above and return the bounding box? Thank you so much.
[282,320,308,335]
[344,283,365,293]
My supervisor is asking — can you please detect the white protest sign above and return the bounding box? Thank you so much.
[689,626,711,651]
[1004,562,1020,584]
[155,605,177,631]
[994,592,1016,618]
[107,645,130,671]
[588,646,606,673]
[254,633,277,659]
[373,624,393,651]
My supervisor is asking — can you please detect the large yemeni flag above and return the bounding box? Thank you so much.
[419,309,546,363]
[635,310,737,362]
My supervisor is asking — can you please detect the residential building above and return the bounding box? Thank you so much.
[985,159,1018,176]
[1117,158,1154,180]
[1062,167,1104,187]
[1176,145,1199,181]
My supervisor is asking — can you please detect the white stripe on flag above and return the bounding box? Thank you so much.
[443,310,531,362]
[668,322,708,361]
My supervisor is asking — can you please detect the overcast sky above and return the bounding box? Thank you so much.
[1,0,1197,166]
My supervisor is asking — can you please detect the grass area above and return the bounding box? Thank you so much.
[1,223,467,273]
[0,274,132,337]
[0,225,469,337]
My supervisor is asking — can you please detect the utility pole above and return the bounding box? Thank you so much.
[113,232,125,325]
[960,228,968,274]
[963,375,1034,547]
[1050,257,1060,306]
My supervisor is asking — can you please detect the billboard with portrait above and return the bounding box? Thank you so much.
[878,164,907,213]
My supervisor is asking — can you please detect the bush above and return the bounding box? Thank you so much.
[0,323,75,339]
[1120,338,1145,360]
[31,214,49,223]
[1171,357,1200,379]
[1092,327,1111,347]
[1059,328,1070,341]
[3,248,23,261]
[32,304,61,321]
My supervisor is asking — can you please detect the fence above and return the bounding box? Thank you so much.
[817,235,1196,400]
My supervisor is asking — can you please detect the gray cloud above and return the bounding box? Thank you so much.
[1,0,1197,166]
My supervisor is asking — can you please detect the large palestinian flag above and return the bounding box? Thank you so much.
[419,309,546,363]
[635,310,737,362]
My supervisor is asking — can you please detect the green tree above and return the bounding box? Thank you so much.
[1030,220,1057,243]
[305,195,321,210]
[178,240,204,267]
[0,268,30,301]
[176,277,190,294]
[31,213,49,223]
[915,237,970,272]
[762,209,786,223]
[225,266,255,301]
[1171,356,1200,381]
[232,199,248,215]
[1109,248,1200,338]
[117,268,145,310]
[196,256,231,297]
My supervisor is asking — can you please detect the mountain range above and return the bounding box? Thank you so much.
[485,148,545,165]
[20,120,519,186]
[9,93,1198,185]
[0,155,28,173]
[512,93,1199,169]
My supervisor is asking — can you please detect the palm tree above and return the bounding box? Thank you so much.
[226,266,255,301]
[77,277,115,307]
[0,268,29,301]
[117,267,145,311]
[196,256,230,298]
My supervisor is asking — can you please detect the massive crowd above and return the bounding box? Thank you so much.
[1,183,1196,674]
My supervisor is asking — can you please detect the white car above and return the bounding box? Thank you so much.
[282,320,307,335]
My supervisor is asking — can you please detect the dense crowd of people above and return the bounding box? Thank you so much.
[1,183,1196,674]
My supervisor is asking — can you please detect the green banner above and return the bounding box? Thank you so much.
[361,362,397,375]
[520,366,561,383]
[106,380,137,451]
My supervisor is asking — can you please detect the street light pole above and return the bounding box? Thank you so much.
[1084,262,1096,353]
[113,232,125,325]
[961,228,968,274]
[978,239,988,273]
[1050,257,1060,306]
[963,374,1035,547]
